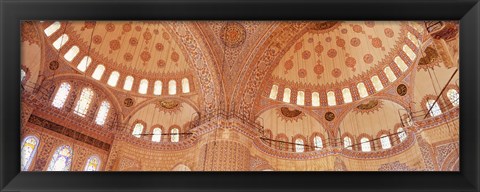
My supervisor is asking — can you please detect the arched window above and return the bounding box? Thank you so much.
[91,65,105,80]
[312,92,320,107]
[154,80,162,95]
[181,78,190,93]
[171,128,179,142]
[447,89,459,107]
[383,67,397,82]
[380,134,392,149]
[172,164,191,171]
[371,75,384,91]
[269,85,278,100]
[53,34,69,49]
[407,32,420,47]
[63,46,80,62]
[394,56,408,72]
[357,83,368,98]
[95,101,110,126]
[52,82,71,108]
[138,79,148,94]
[44,21,61,36]
[327,91,336,106]
[74,87,94,117]
[21,69,26,82]
[283,88,291,103]
[123,76,134,91]
[397,128,407,142]
[132,123,144,138]
[77,56,92,72]
[313,136,323,150]
[360,138,371,152]
[21,136,39,171]
[342,88,352,103]
[296,91,305,106]
[403,44,416,61]
[343,137,352,150]
[152,128,162,142]
[47,145,73,171]
[107,71,120,87]
[168,80,177,95]
[294,138,304,153]
[84,156,101,171]
[426,99,442,117]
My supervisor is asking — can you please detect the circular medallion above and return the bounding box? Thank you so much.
[220,22,246,48]
[124,98,134,107]
[325,112,335,121]
[49,61,59,70]
[397,84,408,96]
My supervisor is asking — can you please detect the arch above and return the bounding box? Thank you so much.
[95,100,110,126]
[426,99,442,117]
[152,127,162,142]
[397,127,407,142]
[311,92,320,106]
[21,136,39,171]
[342,88,352,103]
[170,127,180,142]
[63,46,80,62]
[44,21,61,36]
[132,121,145,138]
[380,134,392,149]
[296,91,305,106]
[294,138,305,153]
[343,136,353,150]
[53,34,69,49]
[77,56,92,72]
[360,137,371,152]
[383,66,397,82]
[357,82,368,98]
[282,88,291,103]
[446,89,459,107]
[269,85,279,100]
[371,75,384,91]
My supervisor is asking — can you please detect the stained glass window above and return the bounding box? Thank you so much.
[53,34,69,49]
[132,123,144,138]
[312,92,320,107]
[77,56,92,72]
[447,89,459,107]
[168,80,177,95]
[91,65,105,80]
[327,91,336,106]
[360,138,371,152]
[282,88,291,103]
[52,82,71,108]
[74,87,94,117]
[397,128,407,142]
[63,46,80,62]
[380,134,392,149]
[152,128,162,142]
[21,136,39,171]
[343,137,352,150]
[182,78,190,93]
[44,21,61,37]
[426,99,442,117]
[107,71,120,87]
[47,145,73,171]
[295,138,304,153]
[342,88,352,103]
[154,80,162,95]
[171,128,179,142]
[95,101,110,126]
[84,156,100,171]
[269,85,278,100]
[296,91,305,106]
[357,83,368,98]
[313,136,323,150]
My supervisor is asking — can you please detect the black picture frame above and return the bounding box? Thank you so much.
[1,0,479,191]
